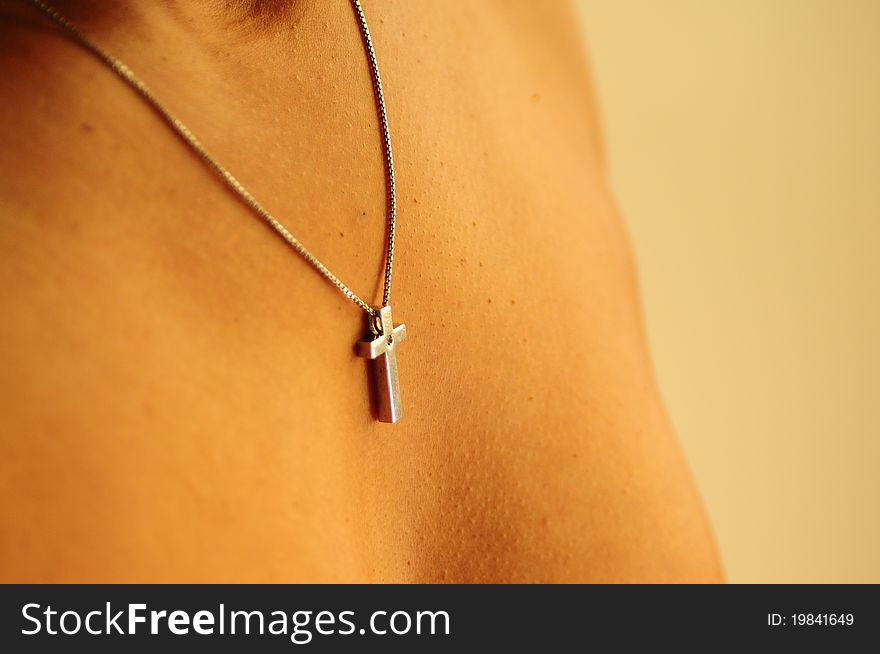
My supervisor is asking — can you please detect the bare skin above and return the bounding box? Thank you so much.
[0,0,723,582]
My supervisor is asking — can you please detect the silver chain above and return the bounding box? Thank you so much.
[25,0,397,319]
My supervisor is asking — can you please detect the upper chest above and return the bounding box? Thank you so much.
[0,1,648,581]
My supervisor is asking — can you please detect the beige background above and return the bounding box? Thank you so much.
[574,0,880,582]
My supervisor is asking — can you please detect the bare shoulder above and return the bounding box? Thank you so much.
[0,0,722,582]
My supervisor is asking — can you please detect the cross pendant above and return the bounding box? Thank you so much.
[356,305,407,423]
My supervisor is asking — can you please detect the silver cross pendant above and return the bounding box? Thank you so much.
[357,305,407,423]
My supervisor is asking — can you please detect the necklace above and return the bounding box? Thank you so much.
[26,0,408,423]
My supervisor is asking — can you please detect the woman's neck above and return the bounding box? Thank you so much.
[22,0,310,50]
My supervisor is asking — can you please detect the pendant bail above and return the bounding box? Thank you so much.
[369,310,384,336]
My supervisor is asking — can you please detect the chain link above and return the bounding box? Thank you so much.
[25,0,397,318]
[351,0,397,309]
